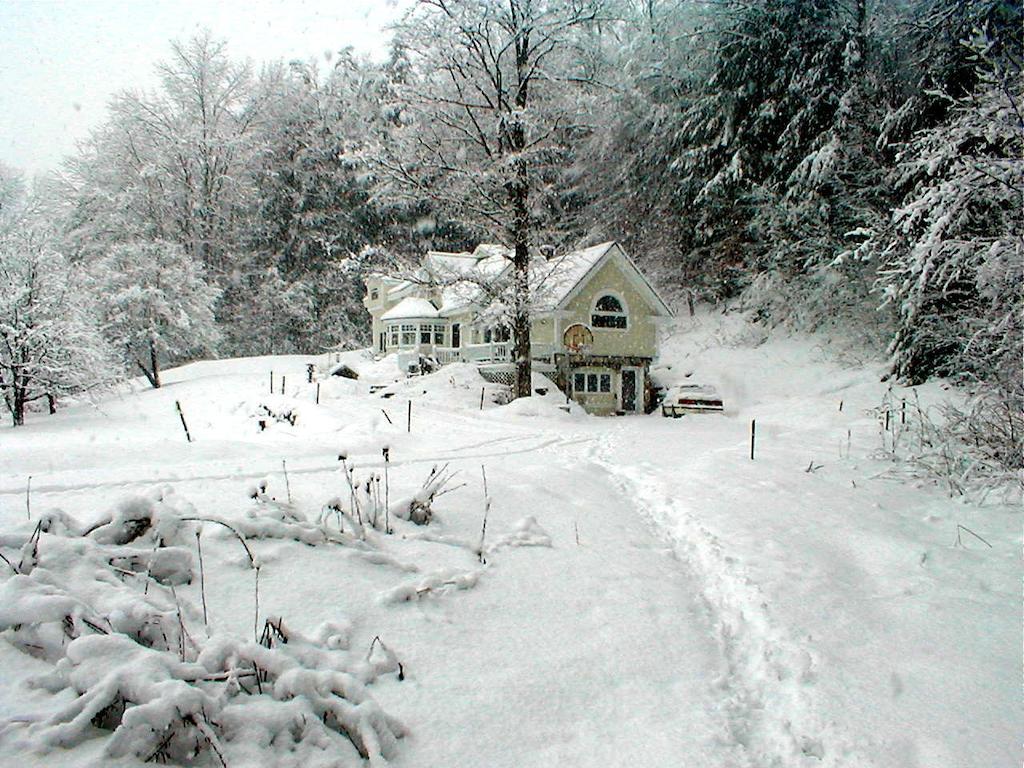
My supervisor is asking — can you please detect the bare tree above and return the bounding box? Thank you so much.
[380,0,606,399]
[61,32,267,276]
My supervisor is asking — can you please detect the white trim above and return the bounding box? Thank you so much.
[572,368,613,395]
[590,290,629,331]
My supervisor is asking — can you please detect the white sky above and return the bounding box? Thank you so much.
[0,0,404,175]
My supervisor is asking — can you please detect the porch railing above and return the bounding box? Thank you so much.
[464,342,511,363]
[412,341,559,367]
[434,346,462,365]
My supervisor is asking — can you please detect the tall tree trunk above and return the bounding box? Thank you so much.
[509,1,533,400]
[509,129,532,399]
[150,339,162,389]
[11,378,25,427]
[512,235,532,400]
[136,339,162,389]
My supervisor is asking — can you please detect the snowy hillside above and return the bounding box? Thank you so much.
[0,315,1018,768]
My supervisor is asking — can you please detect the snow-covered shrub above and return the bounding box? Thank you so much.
[873,388,1022,498]
[0,488,407,766]
[27,621,405,766]
[389,464,461,526]
[255,401,298,428]
[0,522,198,665]
[334,456,462,534]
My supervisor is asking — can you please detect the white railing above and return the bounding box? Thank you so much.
[434,346,462,364]
[464,342,511,363]
[397,341,559,371]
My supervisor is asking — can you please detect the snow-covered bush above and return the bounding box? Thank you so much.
[254,401,298,428]
[389,464,461,526]
[873,388,1022,498]
[0,488,406,766]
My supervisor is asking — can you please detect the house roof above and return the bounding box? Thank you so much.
[377,241,672,321]
[380,296,440,321]
[540,241,673,317]
[427,245,513,316]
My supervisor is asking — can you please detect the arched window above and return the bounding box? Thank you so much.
[592,294,627,329]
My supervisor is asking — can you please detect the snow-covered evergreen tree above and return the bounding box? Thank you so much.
[874,49,1022,385]
[235,56,387,353]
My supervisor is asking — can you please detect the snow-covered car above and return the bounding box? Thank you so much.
[661,383,724,416]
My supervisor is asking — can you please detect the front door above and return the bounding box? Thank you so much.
[621,368,638,412]
[378,332,385,353]
[451,323,461,348]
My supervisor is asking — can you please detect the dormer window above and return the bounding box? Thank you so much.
[592,294,627,329]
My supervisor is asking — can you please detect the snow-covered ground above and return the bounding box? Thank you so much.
[0,315,1018,767]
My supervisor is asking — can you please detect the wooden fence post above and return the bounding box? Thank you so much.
[175,400,193,443]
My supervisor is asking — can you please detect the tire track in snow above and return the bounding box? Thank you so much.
[587,425,874,768]
[0,434,595,499]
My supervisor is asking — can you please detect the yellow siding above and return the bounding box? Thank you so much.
[560,256,659,358]
[530,316,556,344]
[569,365,619,415]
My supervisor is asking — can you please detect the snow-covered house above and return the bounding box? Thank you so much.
[363,242,673,415]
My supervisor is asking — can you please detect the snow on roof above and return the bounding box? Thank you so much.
[380,241,667,320]
[380,296,440,321]
[532,242,616,311]
[428,245,513,316]
[423,251,479,276]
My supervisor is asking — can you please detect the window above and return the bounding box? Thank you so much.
[592,294,627,329]
[400,324,416,347]
[370,289,379,300]
[433,323,445,345]
[420,324,432,344]
[484,325,511,343]
[574,370,612,394]
[388,324,399,347]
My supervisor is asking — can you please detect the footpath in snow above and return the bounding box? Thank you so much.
[594,319,1020,767]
